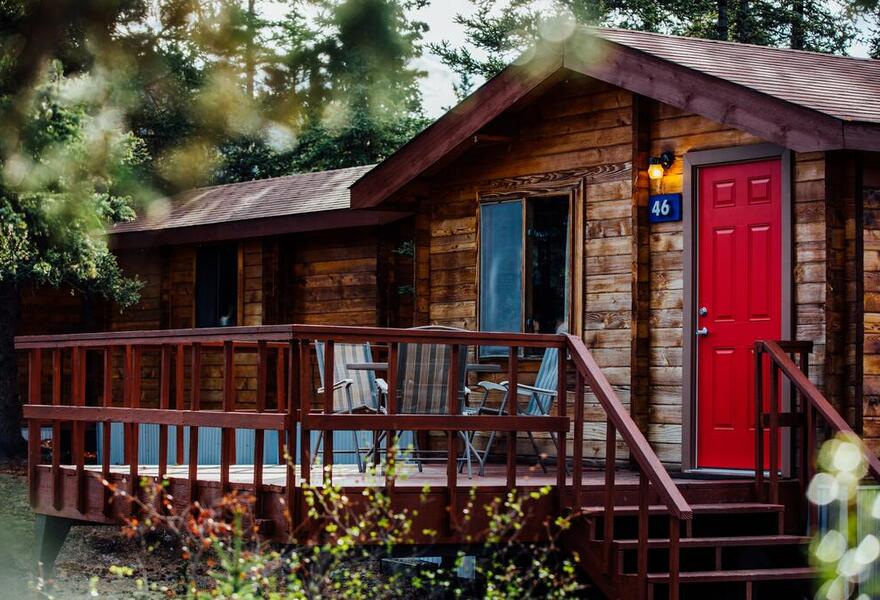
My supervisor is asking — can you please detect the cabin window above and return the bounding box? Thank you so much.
[196,244,238,327]
[479,196,570,356]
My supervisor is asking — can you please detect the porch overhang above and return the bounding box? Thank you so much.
[109,208,412,250]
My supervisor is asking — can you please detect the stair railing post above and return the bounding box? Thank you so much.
[572,371,584,512]
[669,514,680,600]
[755,343,765,501]
[769,361,780,505]
[603,419,616,571]
[637,472,649,599]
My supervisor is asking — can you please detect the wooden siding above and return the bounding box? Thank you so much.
[863,154,880,452]
[284,229,381,327]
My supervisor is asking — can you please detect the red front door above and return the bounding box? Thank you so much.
[696,158,782,470]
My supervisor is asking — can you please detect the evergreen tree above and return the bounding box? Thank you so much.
[432,0,860,92]
[288,0,430,171]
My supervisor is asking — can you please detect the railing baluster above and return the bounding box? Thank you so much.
[769,361,779,504]
[385,342,398,490]
[221,341,234,494]
[102,347,112,517]
[507,346,518,489]
[556,343,567,492]
[27,348,42,508]
[51,348,62,510]
[669,514,680,600]
[276,345,286,464]
[187,343,201,507]
[638,471,649,598]
[129,345,141,516]
[175,343,185,465]
[299,340,312,487]
[72,346,86,513]
[322,340,334,484]
[158,345,171,486]
[254,341,267,519]
[286,341,298,534]
[447,344,460,534]
[755,345,765,500]
[572,370,584,512]
[604,420,616,570]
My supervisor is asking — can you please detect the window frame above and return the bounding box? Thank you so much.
[476,182,583,356]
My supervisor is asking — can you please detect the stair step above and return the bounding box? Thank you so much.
[610,534,810,550]
[643,566,817,584]
[580,503,784,517]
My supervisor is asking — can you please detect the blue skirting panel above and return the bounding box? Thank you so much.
[95,424,376,466]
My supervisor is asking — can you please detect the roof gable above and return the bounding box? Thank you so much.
[351,28,880,209]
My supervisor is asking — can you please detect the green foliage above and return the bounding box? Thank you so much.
[109,469,585,599]
[0,63,143,305]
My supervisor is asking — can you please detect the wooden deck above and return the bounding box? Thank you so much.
[19,325,873,598]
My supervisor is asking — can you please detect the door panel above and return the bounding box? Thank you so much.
[696,158,782,470]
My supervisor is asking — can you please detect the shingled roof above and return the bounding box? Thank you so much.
[594,27,880,124]
[351,27,880,209]
[110,164,416,248]
[113,164,374,234]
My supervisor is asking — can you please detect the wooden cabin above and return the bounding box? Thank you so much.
[17,28,880,599]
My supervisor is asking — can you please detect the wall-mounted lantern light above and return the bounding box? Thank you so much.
[648,151,675,180]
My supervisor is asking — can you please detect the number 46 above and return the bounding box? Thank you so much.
[651,198,671,217]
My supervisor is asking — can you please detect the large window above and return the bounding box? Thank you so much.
[196,245,238,328]
[479,196,570,356]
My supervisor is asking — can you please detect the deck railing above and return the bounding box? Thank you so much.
[566,334,691,598]
[755,340,880,525]
[19,324,689,596]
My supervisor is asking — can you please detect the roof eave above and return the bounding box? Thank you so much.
[109,208,413,250]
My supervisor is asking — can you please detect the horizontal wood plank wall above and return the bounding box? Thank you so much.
[421,75,635,459]
[284,229,381,327]
[646,102,763,463]
[794,152,829,397]
[863,154,880,453]
[824,152,860,428]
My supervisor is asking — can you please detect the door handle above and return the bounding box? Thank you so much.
[696,327,709,337]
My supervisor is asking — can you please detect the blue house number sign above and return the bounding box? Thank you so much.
[648,193,683,223]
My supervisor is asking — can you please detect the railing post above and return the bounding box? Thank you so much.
[71,346,86,513]
[175,343,185,465]
[51,348,62,511]
[572,367,584,512]
[129,345,142,516]
[27,348,42,508]
[102,346,113,517]
[158,345,171,485]
[385,342,398,489]
[220,341,234,494]
[506,346,518,490]
[299,339,312,487]
[254,340,267,518]
[769,361,780,505]
[637,472,649,599]
[556,343,567,494]
[604,420,616,571]
[187,343,201,507]
[446,344,460,534]
[286,339,298,535]
[755,343,765,500]
[669,515,680,600]
[322,340,334,484]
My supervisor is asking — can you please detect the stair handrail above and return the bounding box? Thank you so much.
[565,334,692,519]
[757,340,880,484]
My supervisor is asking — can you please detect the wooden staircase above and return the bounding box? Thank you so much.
[562,498,816,599]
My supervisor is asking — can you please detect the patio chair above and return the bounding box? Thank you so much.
[465,346,563,476]
[313,341,387,473]
[366,326,477,477]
